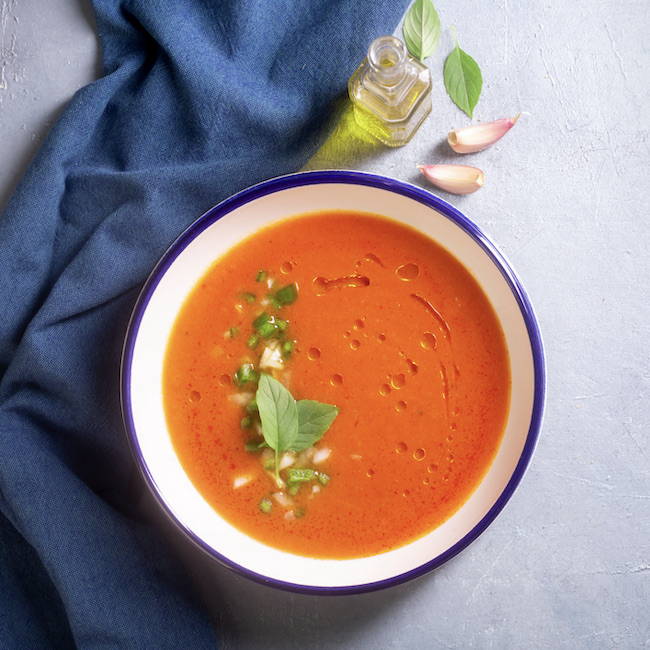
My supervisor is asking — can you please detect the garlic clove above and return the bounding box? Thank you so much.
[418,164,484,194]
[447,114,521,154]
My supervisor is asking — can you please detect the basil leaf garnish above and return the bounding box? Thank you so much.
[443,27,483,119]
[403,0,441,61]
[292,401,340,452]
[256,374,298,457]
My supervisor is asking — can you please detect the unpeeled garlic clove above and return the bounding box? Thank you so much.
[418,164,484,194]
[447,114,521,154]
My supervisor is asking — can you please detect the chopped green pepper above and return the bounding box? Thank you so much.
[275,283,298,306]
[234,363,258,386]
[253,312,278,338]
[317,472,330,486]
[286,468,317,484]
[281,340,294,358]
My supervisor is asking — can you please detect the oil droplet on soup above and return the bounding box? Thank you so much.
[396,262,420,281]
[312,273,370,295]
[162,210,511,560]
[421,332,437,350]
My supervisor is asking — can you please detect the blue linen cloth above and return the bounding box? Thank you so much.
[0,0,409,646]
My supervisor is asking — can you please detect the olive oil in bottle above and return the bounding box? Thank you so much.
[349,35,432,147]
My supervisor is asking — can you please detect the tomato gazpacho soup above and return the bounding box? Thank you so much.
[163,210,511,559]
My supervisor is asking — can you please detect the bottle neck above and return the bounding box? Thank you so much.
[367,36,408,87]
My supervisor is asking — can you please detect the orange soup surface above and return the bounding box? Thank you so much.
[163,211,511,559]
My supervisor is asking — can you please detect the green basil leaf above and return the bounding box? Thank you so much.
[403,0,440,61]
[443,27,483,119]
[291,400,339,451]
[256,374,298,453]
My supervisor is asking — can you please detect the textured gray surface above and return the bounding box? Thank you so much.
[0,0,100,213]
[2,0,648,648]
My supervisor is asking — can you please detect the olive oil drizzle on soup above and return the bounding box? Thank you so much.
[163,211,511,559]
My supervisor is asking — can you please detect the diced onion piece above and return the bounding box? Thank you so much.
[284,510,296,521]
[312,447,331,464]
[233,476,251,489]
[229,392,252,407]
[259,342,284,370]
[273,492,294,508]
[350,453,363,460]
[298,447,315,465]
[278,451,296,471]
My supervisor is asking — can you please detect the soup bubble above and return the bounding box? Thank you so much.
[413,448,426,461]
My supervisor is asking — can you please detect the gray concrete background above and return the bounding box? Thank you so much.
[1,0,648,648]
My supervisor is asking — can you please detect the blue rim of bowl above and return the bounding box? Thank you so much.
[121,169,546,596]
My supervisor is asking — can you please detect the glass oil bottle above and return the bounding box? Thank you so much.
[348,35,432,147]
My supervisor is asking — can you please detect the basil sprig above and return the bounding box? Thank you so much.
[256,374,339,482]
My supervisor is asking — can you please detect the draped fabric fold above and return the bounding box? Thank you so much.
[0,0,408,646]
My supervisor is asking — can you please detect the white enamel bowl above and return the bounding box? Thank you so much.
[121,170,545,594]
